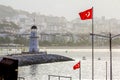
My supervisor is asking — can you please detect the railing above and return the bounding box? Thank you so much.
[48,75,72,80]
[18,77,25,80]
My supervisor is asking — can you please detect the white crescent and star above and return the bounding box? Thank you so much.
[85,12,90,17]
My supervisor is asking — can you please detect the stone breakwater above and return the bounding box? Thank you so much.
[0,53,74,66]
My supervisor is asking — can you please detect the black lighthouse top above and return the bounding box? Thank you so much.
[31,25,37,29]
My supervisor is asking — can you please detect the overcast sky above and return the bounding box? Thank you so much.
[0,0,120,20]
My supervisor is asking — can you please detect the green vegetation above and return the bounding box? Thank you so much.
[13,36,29,46]
[0,37,11,44]
[0,36,120,47]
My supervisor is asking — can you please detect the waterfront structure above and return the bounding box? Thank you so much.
[29,25,39,52]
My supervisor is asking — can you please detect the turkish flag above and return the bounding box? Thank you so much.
[73,61,80,70]
[79,8,92,20]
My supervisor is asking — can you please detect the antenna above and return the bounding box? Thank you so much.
[33,15,36,25]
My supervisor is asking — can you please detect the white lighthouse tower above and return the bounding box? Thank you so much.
[29,25,39,53]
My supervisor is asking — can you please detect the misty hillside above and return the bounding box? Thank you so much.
[0,5,30,18]
[1,4,120,34]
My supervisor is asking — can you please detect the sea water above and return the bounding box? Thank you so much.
[1,48,120,80]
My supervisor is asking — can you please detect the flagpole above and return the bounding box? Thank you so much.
[109,33,112,80]
[79,7,93,80]
[79,61,81,80]
[92,7,94,80]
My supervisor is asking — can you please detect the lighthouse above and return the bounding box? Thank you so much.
[29,25,39,53]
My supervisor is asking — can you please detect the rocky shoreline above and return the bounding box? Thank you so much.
[0,53,74,66]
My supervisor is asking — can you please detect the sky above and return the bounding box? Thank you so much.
[0,0,120,20]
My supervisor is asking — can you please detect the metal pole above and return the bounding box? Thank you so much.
[106,61,107,80]
[109,33,112,80]
[58,76,60,80]
[79,61,81,80]
[92,7,94,80]
[7,43,9,55]
[90,33,120,80]
[48,75,50,80]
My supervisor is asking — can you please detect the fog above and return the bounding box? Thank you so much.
[0,0,120,20]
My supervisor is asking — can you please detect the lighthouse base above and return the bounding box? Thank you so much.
[22,51,47,54]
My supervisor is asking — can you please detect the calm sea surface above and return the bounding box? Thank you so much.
[1,48,120,80]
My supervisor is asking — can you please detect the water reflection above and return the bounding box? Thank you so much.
[30,65,38,76]
[5,49,120,80]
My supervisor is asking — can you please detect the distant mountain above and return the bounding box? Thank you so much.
[0,5,30,18]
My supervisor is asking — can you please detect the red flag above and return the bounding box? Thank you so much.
[73,61,80,70]
[79,8,92,20]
